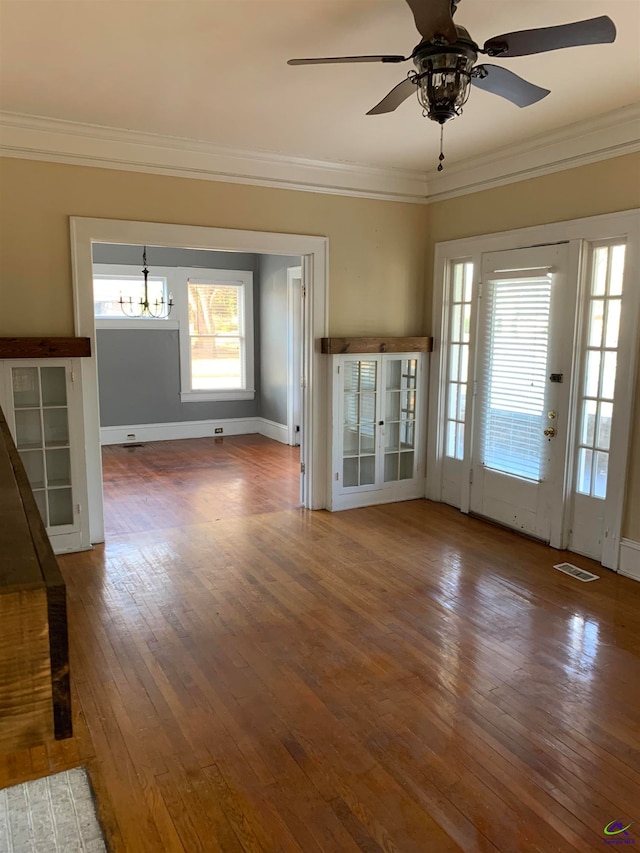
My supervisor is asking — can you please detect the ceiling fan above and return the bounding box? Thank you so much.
[288,0,616,168]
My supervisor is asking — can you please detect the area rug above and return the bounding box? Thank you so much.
[0,767,107,852]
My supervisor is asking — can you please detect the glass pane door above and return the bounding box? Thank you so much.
[575,244,624,499]
[384,357,417,482]
[11,365,74,529]
[342,359,378,487]
[471,243,572,543]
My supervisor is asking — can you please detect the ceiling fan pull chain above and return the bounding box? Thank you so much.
[438,124,445,172]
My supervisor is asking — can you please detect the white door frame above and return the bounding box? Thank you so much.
[286,265,303,447]
[70,218,329,544]
[427,209,640,569]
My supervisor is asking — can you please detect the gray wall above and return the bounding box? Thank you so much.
[259,255,300,426]
[95,245,260,426]
[97,329,260,426]
[93,244,257,270]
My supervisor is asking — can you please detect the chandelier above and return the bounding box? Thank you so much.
[119,246,173,318]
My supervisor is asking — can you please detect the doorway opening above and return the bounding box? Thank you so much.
[90,242,305,537]
[70,219,329,545]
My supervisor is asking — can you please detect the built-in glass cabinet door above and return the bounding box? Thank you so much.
[342,359,378,487]
[10,365,74,529]
[331,351,425,511]
[383,357,418,482]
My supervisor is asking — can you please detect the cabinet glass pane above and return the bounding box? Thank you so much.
[384,453,399,483]
[399,452,415,480]
[43,408,69,446]
[15,409,43,449]
[359,426,376,455]
[343,427,359,457]
[343,457,358,487]
[46,448,72,487]
[343,393,358,426]
[384,422,400,452]
[385,391,401,421]
[360,456,375,485]
[359,392,376,424]
[385,359,402,390]
[41,367,67,407]
[402,360,417,389]
[19,450,45,489]
[48,488,73,526]
[402,390,416,416]
[343,362,358,393]
[33,490,48,526]
[359,362,377,391]
[400,420,415,450]
[12,367,40,408]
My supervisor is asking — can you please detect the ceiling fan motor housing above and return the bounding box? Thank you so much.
[413,26,478,123]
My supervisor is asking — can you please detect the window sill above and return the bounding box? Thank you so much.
[180,390,256,403]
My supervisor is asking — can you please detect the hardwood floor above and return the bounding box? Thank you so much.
[2,436,640,851]
[102,435,301,536]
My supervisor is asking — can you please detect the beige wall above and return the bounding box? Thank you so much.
[426,152,640,541]
[0,157,429,338]
[1,153,638,542]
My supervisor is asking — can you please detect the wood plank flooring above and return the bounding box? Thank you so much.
[2,436,639,851]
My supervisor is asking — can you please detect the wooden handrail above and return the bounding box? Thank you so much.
[0,405,72,750]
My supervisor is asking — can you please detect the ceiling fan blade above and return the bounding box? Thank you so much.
[472,64,550,107]
[403,0,458,43]
[484,15,616,57]
[288,54,406,66]
[367,78,417,115]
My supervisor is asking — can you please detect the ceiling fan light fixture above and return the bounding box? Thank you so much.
[415,47,476,124]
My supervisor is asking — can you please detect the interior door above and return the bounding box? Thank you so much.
[469,244,575,543]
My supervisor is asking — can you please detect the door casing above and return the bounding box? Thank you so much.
[70,218,329,544]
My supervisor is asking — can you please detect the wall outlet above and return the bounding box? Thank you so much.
[214,427,223,434]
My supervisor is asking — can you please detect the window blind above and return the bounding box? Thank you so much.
[480,277,552,481]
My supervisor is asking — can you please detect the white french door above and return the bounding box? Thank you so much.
[568,241,630,564]
[469,243,577,544]
[430,211,640,570]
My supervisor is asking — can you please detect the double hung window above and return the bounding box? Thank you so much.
[179,271,254,402]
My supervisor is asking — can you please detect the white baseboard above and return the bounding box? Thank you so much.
[99,416,290,446]
[100,417,260,445]
[258,418,288,444]
[619,538,640,582]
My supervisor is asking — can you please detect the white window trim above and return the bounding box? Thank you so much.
[93,263,179,329]
[177,267,255,403]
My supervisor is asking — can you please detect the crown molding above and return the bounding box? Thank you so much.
[1,105,638,206]
[0,112,429,205]
[425,103,640,203]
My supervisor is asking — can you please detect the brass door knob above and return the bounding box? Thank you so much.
[543,427,557,437]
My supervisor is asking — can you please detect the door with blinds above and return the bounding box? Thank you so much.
[469,244,575,542]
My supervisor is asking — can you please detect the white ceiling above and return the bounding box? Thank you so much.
[0,0,638,175]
